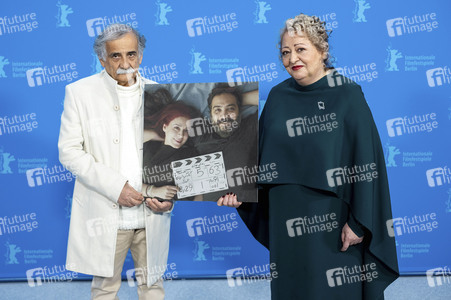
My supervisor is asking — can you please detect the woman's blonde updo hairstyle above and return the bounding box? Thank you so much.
[279,13,333,68]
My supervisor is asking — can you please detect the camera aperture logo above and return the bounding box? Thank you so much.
[226,163,278,187]
[0,13,38,36]
[287,113,338,137]
[286,213,338,237]
[326,163,378,187]
[0,213,38,236]
[386,112,438,137]
[186,213,238,237]
[226,263,278,287]
[326,263,378,287]
[386,212,438,237]
[386,13,438,37]
[426,167,451,188]
[186,13,238,37]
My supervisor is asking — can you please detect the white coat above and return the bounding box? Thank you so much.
[58,70,170,286]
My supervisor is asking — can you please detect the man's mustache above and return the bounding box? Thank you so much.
[217,118,235,124]
[116,67,135,74]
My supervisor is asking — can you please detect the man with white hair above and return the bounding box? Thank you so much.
[58,23,172,299]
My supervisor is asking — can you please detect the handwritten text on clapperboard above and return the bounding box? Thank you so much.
[171,152,229,198]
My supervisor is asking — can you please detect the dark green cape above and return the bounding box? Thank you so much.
[238,73,399,299]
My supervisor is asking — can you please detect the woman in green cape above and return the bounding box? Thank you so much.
[219,13,399,300]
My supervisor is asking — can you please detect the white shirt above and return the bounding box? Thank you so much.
[116,76,145,230]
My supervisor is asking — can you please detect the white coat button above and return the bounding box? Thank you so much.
[112,204,118,208]
[113,105,120,111]
[113,138,119,144]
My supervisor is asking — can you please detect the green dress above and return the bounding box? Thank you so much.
[238,73,399,300]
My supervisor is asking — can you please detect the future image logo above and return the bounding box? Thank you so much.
[185,213,239,237]
[0,13,39,36]
[26,168,45,187]
[226,263,278,287]
[26,68,44,87]
[26,64,78,87]
[386,218,403,237]
[26,264,78,287]
[226,63,278,87]
[386,13,438,37]
[426,67,451,87]
[386,212,438,237]
[0,113,38,136]
[426,267,451,287]
[126,263,177,287]
[86,18,104,36]
[86,215,117,237]
[86,13,138,37]
[186,218,205,237]
[326,163,378,187]
[286,113,338,137]
[286,213,338,237]
[25,165,76,187]
[426,167,451,188]
[226,163,277,187]
[140,62,178,83]
[386,113,438,137]
[186,13,238,37]
[326,263,378,287]
[328,63,378,85]
[226,68,244,86]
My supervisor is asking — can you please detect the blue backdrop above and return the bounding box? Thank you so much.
[0,0,450,282]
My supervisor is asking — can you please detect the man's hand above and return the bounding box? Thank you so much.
[217,193,242,208]
[151,185,178,200]
[341,222,364,252]
[145,198,173,213]
[118,182,144,207]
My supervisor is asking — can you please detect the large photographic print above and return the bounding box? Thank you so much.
[143,82,258,202]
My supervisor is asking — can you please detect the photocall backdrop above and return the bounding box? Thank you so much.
[0,0,450,283]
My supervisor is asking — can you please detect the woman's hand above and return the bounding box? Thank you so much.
[341,223,364,252]
[217,193,242,208]
[151,185,178,200]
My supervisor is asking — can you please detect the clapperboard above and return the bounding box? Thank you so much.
[171,151,229,198]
